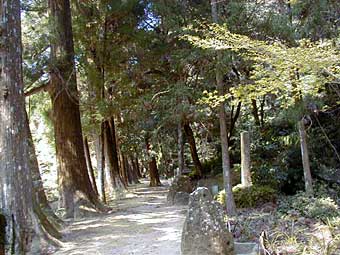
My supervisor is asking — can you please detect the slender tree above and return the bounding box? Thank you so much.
[211,0,237,215]
[298,119,314,196]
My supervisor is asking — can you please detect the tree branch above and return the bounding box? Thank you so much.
[24,82,51,97]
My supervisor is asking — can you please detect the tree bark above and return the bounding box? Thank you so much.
[145,137,162,186]
[124,157,132,184]
[134,156,143,178]
[129,157,140,184]
[149,157,162,187]
[119,153,129,186]
[94,128,106,203]
[228,101,242,143]
[251,99,261,126]
[0,1,59,252]
[48,0,102,217]
[125,157,139,184]
[211,0,237,215]
[103,120,125,193]
[183,122,203,177]
[131,157,138,179]
[178,122,185,175]
[109,118,122,180]
[260,96,265,127]
[241,131,252,187]
[84,137,99,196]
[298,119,314,196]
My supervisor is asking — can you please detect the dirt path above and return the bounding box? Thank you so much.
[54,180,187,255]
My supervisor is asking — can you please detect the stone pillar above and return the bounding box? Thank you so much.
[241,131,252,187]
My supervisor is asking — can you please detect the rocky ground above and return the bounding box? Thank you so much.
[53,179,187,255]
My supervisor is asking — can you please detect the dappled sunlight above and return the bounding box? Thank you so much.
[70,223,112,231]
[54,182,186,255]
[72,218,100,226]
[115,211,181,225]
[154,226,182,242]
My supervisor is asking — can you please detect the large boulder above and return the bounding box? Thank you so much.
[167,175,193,205]
[181,187,235,255]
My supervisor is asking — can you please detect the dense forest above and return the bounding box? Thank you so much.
[0,0,339,254]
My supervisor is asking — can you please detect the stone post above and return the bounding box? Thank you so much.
[241,131,252,187]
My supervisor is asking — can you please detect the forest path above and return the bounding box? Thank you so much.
[54,179,187,255]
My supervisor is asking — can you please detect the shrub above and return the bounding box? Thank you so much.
[278,192,340,221]
[215,185,277,208]
[252,163,279,188]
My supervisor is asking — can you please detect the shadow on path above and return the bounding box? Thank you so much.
[54,180,187,255]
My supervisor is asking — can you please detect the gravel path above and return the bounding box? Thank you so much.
[54,180,187,255]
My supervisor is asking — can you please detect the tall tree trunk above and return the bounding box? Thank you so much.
[103,120,125,194]
[125,157,139,184]
[129,157,140,184]
[149,158,162,187]
[145,137,162,186]
[0,1,60,252]
[95,128,106,203]
[298,119,314,196]
[109,118,121,180]
[84,137,99,196]
[124,157,132,184]
[119,153,129,186]
[134,156,143,178]
[211,0,237,215]
[177,122,185,175]
[183,122,203,177]
[48,0,102,217]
